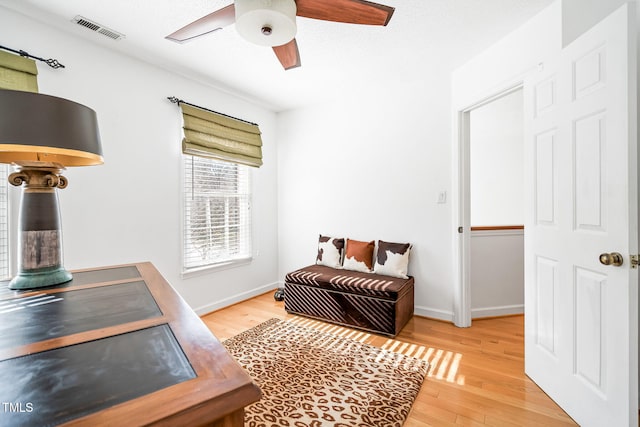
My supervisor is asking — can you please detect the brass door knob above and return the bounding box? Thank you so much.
[599,252,624,266]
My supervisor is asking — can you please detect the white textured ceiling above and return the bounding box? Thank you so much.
[0,0,555,111]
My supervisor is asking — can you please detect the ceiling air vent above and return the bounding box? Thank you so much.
[72,15,125,41]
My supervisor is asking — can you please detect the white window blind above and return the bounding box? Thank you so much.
[0,164,8,280]
[0,49,36,281]
[183,156,252,272]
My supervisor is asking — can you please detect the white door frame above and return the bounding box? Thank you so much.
[452,80,526,328]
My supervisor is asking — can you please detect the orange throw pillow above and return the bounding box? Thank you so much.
[343,239,374,273]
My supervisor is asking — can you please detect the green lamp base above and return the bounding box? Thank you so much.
[8,162,73,291]
[9,267,73,290]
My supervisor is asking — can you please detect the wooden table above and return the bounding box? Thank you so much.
[0,262,260,426]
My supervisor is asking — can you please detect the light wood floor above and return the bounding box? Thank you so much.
[202,291,577,426]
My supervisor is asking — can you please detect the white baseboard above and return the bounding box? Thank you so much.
[471,304,524,319]
[414,305,454,322]
[194,282,279,316]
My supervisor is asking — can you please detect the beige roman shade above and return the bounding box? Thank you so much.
[180,103,263,168]
[0,50,38,93]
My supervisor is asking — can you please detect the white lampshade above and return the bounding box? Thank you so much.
[235,0,297,47]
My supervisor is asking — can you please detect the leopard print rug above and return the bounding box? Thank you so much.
[223,318,428,427]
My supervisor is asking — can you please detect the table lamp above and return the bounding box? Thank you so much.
[0,89,103,290]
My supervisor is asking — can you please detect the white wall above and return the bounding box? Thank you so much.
[277,73,455,321]
[470,229,524,318]
[562,0,629,46]
[0,7,280,314]
[470,89,524,226]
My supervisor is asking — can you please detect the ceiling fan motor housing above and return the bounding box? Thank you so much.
[235,0,297,47]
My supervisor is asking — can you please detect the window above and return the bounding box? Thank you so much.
[0,164,8,280]
[182,156,252,272]
[0,50,37,281]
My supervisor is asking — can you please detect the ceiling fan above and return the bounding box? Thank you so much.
[165,0,395,70]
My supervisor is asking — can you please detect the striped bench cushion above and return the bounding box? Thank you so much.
[285,264,413,300]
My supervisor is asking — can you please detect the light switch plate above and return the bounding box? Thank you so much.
[437,191,447,204]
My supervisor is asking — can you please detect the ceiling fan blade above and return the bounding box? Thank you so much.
[295,0,394,26]
[273,39,301,70]
[166,4,236,43]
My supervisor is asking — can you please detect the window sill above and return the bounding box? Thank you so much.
[181,257,252,279]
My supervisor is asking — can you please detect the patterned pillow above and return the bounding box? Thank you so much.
[374,240,412,278]
[316,235,345,268]
[342,239,375,273]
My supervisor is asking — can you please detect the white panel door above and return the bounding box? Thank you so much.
[524,4,637,426]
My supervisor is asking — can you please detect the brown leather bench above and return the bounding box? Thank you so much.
[284,264,414,337]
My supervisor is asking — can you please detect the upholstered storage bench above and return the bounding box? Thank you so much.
[284,264,414,337]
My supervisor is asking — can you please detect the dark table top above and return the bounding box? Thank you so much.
[0,262,260,426]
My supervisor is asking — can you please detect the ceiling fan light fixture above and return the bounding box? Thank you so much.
[235,0,297,47]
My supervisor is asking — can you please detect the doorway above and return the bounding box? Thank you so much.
[453,83,524,327]
[468,88,524,319]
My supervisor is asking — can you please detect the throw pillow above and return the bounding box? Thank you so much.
[343,239,375,273]
[316,235,345,268]
[374,240,412,278]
